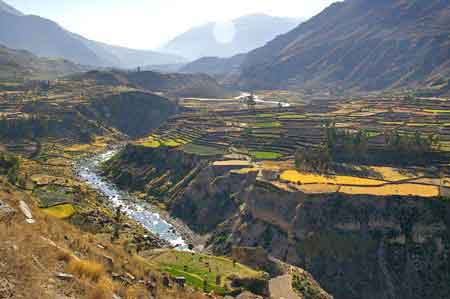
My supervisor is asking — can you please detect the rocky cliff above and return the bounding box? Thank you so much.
[210,181,450,299]
[0,90,176,145]
[105,145,450,299]
[77,91,177,138]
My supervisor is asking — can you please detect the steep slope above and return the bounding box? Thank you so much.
[238,0,450,91]
[0,44,85,80]
[72,34,187,68]
[104,144,450,299]
[127,71,237,98]
[73,70,236,99]
[0,9,104,66]
[0,1,185,67]
[181,54,246,76]
[0,0,22,16]
[163,14,301,60]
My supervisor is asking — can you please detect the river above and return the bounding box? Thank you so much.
[184,92,291,107]
[74,149,188,250]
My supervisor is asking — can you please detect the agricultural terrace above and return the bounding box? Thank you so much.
[147,249,265,294]
[136,92,450,198]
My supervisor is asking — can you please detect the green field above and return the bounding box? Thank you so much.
[182,143,226,156]
[424,109,450,113]
[250,151,283,160]
[42,203,76,219]
[161,139,181,147]
[151,250,263,294]
[250,121,282,128]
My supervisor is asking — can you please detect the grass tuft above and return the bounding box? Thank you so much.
[67,259,105,282]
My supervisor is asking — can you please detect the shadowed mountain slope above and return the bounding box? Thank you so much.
[0,44,85,80]
[237,0,450,91]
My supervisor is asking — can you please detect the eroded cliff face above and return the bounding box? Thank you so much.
[210,181,450,299]
[105,146,450,299]
[171,166,257,233]
[77,91,177,138]
[103,144,202,198]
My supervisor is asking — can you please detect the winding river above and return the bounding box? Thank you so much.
[75,149,188,250]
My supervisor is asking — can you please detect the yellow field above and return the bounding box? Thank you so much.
[230,167,259,174]
[340,184,439,197]
[42,204,76,219]
[412,178,450,187]
[369,166,416,181]
[213,160,253,167]
[299,184,340,194]
[280,170,385,186]
[279,169,441,197]
[140,140,161,148]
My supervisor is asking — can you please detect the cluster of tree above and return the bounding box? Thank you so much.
[0,115,51,139]
[326,122,438,163]
[385,130,438,154]
[325,123,369,161]
[295,144,332,173]
[295,122,441,171]
[0,115,93,143]
[0,152,20,184]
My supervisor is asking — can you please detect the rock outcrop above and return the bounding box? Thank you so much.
[211,181,450,299]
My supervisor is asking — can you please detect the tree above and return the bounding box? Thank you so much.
[295,143,332,173]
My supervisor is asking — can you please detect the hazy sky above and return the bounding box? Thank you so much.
[7,0,338,50]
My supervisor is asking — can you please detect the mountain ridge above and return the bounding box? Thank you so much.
[0,1,185,68]
[0,0,22,16]
[0,44,86,80]
[162,14,302,60]
[236,0,450,91]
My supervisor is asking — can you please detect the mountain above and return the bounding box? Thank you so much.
[73,35,187,68]
[0,0,22,16]
[237,0,450,91]
[0,8,104,66]
[0,1,185,68]
[0,44,85,80]
[71,69,237,99]
[162,14,302,60]
[180,53,246,76]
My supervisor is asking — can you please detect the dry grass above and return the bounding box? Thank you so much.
[279,169,441,197]
[67,259,105,282]
[281,170,386,186]
[340,184,439,197]
[88,277,114,299]
[0,177,212,299]
[369,166,418,181]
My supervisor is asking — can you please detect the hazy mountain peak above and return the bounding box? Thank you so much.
[0,0,186,67]
[0,0,23,16]
[163,13,303,60]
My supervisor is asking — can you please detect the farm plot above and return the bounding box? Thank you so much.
[148,250,264,294]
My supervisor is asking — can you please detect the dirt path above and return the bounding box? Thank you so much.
[269,274,299,299]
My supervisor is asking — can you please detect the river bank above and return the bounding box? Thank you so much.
[74,148,203,251]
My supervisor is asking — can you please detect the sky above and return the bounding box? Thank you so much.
[7,0,338,50]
